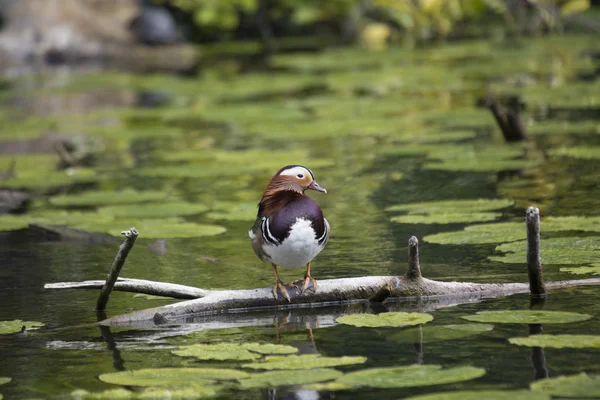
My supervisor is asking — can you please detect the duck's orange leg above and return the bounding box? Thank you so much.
[293,262,318,293]
[272,263,296,302]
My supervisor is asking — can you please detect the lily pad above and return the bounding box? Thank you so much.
[424,222,525,245]
[335,364,485,389]
[549,146,600,160]
[0,377,10,385]
[136,385,221,399]
[405,390,550,400]
[391,324,494,344]
[104,221,226,239]
[0,215,31,231]
[561,264,600,275]
[240,368,342,389]
[462,311,592,324]
[206,201,257,221]
[242,354,367,370]
[531,373,600,398]
[385,199,514,213]
[336,312,433,328]
[172,343,297,361]
[491,236,600,264]
[425,216,600,245]
[98,202,209,218]
[509,334,600,348]
[71,388,134,399]
[50,189,169,207]
[99,368,249,386]
[241,343,298,355]
[391,212,501,224]
[0,320,45,335]
[1,167,98,190]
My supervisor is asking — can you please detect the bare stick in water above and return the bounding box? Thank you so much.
[96,227,139,311]
[405,236,422,280]
[526,207,546,296]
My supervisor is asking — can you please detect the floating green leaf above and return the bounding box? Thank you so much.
[462,311,592,324]
[105,221,225,239]
[531,373,600,398]
[336,312,433,328]
[99,368,249,386]
[391,212,501,224]
[386,199,513,213]
[0,215,30,231]
[240,368,342,389]
[425,216,600,246]
[1,167,98,190]
[335,364,485,389]
[302,382,353,391]
[549,146,600,160]
[173,343,297,361]
[509,334,600,348]
[561,264,600,275]
[71,388,134,399]
[241,343,298,355]
[50,189,169,207]
[406,389,550,400]
[206,201,257,221]
[391,324,494,344]
[71,385,221,399]
[491,236,600,264]
[0,320,45,335]
[99,202,209,218]
[0,377,10,385]
[242,354,367,370]
[424,222,524,245]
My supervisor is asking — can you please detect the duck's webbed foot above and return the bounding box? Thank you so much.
[272,280,297,302]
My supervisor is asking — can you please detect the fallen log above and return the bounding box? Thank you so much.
[44,207,600,326]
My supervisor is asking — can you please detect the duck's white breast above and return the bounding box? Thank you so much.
[263,218,325,268]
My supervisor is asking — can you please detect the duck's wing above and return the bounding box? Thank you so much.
[249,217,271,262]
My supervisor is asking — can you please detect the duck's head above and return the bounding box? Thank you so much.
[268,165,327,195]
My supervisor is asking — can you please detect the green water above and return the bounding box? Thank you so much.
[1,35,600,398]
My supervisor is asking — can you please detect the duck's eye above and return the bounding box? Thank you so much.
[297,174,304,179]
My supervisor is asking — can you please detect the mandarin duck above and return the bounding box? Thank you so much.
[249,165,330,301]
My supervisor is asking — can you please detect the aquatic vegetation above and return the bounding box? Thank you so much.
[50,189,169,207]
[172,343,297,361]
[334,364,485,389]
[0,320,45,335]
[509,334,600,348]
[205,201,257,221]
[462,311,592,324]
[406,390,550,400]
[425,216,600,245]
[424,222,524,245]
[391,324,494,344]
[531,373,600,398]
[0,215,31,231]
[239,368,343,389]
[0,378,10,385]
[98,368,249,386]
[98,202,209,218]
[241,354,367,370]
[336,312,433,327]
[561,264,600,275]
[387,198,512,224]
[72,384,221,399]
[549,146,600,160]
[491,236,600,264]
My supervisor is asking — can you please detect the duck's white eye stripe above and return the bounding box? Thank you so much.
[280,166,310,178]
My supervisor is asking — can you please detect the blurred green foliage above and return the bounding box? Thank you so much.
[164,0,591,44]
